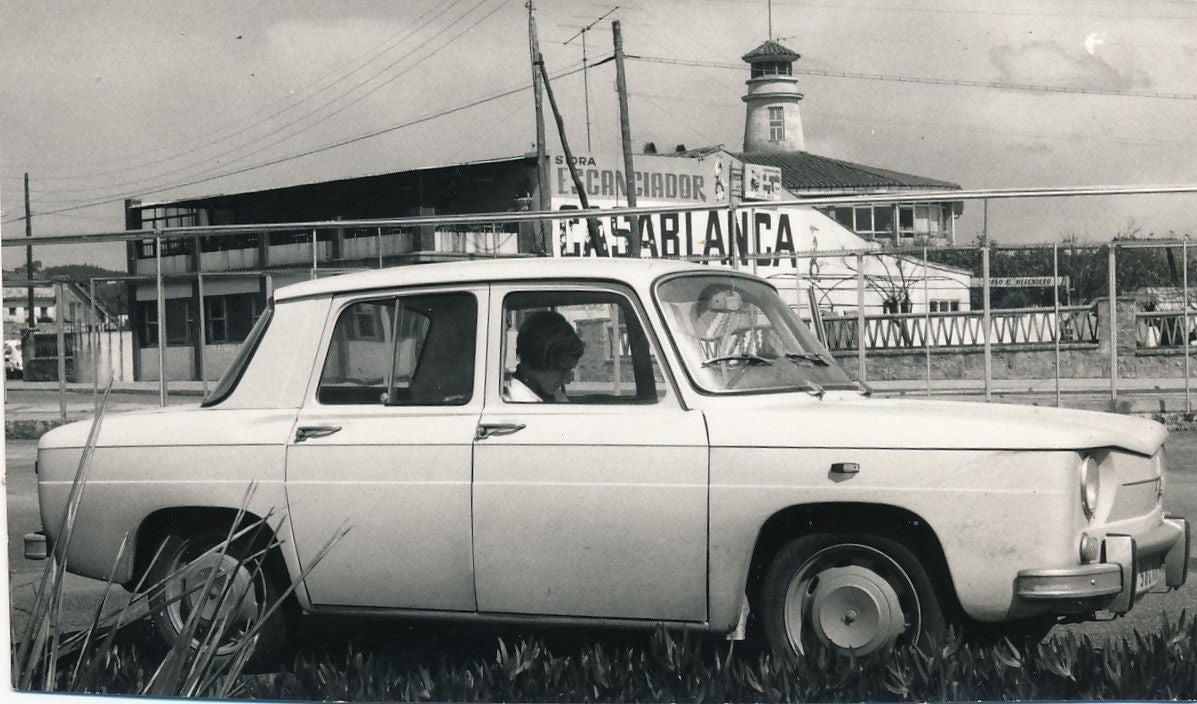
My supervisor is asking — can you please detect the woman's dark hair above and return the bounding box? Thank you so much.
[517,310,585,371]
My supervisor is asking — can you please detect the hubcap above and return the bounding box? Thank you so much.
[809,565,904,654]
[783,543,920,657]
[165,547,262,653]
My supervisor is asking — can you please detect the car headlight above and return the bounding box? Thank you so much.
[1081,455,1101,520]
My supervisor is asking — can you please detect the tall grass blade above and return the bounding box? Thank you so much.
[66,532,129,690]
[14,380,112,690]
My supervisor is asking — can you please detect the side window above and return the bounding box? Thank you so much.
[501,289,668,405]
[318,292,476,406]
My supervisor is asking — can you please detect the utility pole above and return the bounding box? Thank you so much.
[538,56,607,255]
[564,6,618,153]
[527,2,551,253]
[612,19,638,257]
[24,172,34,329]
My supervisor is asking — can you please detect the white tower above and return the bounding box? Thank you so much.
[741,40,805,153]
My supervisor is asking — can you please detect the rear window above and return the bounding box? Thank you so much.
[201,304,273,407]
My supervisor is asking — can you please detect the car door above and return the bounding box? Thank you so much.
[286,285,486,610]
[472,282,709,622]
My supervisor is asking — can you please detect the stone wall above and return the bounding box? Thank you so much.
[831,297,1194,382]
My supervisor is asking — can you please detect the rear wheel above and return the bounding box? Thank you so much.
[146,529,288,665]
[760,534,945,659]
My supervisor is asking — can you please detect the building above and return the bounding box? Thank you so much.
[123,37,969,382]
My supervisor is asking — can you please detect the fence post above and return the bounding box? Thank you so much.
[1185,240,1191,413]
[1108,244,1117,403]
[377,227,384,269]
[1052,244,1061,408]
[90,278,98,411]
[197,269,207,396]
[55,282,67,422]
[156,234,167,407]
[311,228,319,280]
[982,244,992,402]
[856,252,866,382]
[923,246,931,398]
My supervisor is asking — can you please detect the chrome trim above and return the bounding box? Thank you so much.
[1015,564,1122,600]
[1104,534,1136,614]
[1165,516,1190,589]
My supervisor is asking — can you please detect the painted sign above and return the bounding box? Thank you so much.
[743,163,783,201]
[968,276,1071,287]
[549,152,730,205]
[552,206,866,266]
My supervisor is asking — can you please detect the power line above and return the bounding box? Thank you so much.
[24,0,503,201]
[629,54,1197,101]
[1,60,602,224]
[6,1,465,178]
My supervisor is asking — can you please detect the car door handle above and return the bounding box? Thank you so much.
[475,422,526,440]
[295,425,342,442]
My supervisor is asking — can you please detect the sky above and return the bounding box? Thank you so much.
[1,0,1195,270]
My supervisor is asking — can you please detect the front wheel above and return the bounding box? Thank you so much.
[760,534,945,659]
[146,530,288,665]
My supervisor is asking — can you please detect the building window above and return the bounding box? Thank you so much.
[138,299,195,347]
[768,106,785,142]
[204,293,260,344]
[39,306,48,318]
[751,61,792,78]
[7,307,15,316]
[206,296,228,343]
[929,300,960,313]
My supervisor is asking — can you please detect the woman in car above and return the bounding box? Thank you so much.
[506,310,585,402]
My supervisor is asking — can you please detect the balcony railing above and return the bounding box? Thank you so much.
[822,306,1098,351]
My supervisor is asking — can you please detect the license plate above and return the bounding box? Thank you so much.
[1136,559,1164,593]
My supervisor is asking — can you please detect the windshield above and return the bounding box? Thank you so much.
[201,303,273,407]
[655,274,852,394]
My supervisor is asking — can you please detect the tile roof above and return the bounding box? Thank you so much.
[735,151,961,192]
[741,40,800,62]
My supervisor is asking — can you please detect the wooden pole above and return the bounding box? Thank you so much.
[537,58,607,256]
[25,172,34,329]
[528,2,550,254]
[613,20,639,257]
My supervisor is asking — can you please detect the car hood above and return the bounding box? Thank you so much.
[704,395,1166,456]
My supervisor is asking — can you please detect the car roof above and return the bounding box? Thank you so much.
[274,257,720,301]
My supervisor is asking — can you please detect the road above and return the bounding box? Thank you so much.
[6,433,1197,653]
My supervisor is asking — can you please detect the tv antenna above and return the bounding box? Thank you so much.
[564,6,619,152]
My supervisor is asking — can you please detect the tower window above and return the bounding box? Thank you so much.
[751,61,792,78]
[768,107,785,142]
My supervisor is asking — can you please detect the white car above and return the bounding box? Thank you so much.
[30,258,1190,660]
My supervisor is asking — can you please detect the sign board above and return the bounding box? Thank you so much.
[968,276,1071,288]
[548,152,731,205]
[742,163,783,201]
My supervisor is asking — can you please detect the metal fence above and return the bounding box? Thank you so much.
[4,185,1197,417]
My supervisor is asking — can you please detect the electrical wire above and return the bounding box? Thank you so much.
[629,54,1197,101]
[5,1,465,178]
[26,0,503,200]
[0,59,601,224]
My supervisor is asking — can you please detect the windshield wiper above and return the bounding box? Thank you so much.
[797,382,826,399]
[784,352,829,366]
[702,354,773,367]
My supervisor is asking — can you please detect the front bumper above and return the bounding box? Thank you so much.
[1014,516,1189,615]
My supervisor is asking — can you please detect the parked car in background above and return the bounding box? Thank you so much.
[5,338,23,378]
[29,259,1191,662]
